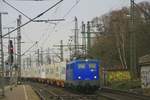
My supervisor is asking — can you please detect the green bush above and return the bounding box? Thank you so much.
[109,80,141,90]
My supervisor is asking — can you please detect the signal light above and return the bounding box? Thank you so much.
[8,40,14,64]
[8,40,13,54]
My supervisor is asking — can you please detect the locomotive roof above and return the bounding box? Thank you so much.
[67,59,99,65]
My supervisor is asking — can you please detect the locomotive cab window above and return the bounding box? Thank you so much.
[78,63,85,69]
[89,63,96,69]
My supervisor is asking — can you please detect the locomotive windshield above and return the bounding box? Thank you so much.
[78,63,86,69]
[89,63,96,69]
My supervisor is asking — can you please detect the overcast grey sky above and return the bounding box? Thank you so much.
[0,0,149,58]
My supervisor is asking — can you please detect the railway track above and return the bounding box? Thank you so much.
[25,82,150,100]
[29,82,98,100]
[98,88,150,100]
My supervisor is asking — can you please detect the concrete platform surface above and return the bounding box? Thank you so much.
[0,85,40,100]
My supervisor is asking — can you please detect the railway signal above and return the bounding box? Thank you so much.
[8,40,14,65]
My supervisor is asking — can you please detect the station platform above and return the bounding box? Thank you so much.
[0,85,40,100]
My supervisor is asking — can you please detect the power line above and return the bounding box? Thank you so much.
[21,41,38,56]
[63,0,81,18]
[3,0,63,58]
[3,0,66,24]
[40,0,81,48]
[33,19,65,23]
[21,25,55,56]
[2,0,63,37]
[3,0,32,20]
[14,0,52,1]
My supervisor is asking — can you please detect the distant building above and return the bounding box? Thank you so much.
[139,54,150,88]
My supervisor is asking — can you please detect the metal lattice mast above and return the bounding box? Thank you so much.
[0,12,7,96]
[53,40,64,61]
[29,54,31,67]
[74,17,79,56]
[87,21,91,55]
[60,40,63,61]
[37,49,40,66]
[40,48,43,65]
[130,0,138,79]
[81,21,86,54]
[17,15,21,81]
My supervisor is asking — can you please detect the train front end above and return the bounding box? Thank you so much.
[66,59,100,92]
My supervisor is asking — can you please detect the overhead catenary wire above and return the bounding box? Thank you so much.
[21,41,38,56]
[21,19,54,45]
[2,0,63,38]
[63,0,81,18]
[3,0,32,20]
[21,24,52,56]
[21,22,59,56]
[3,0,63,57]
[14,0,52,1]
[40,0,81,48]
[3,0,65,23]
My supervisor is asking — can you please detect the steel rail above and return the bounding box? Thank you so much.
[99,88,150,100]
[29,82,98,100]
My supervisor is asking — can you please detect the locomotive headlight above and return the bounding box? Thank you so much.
[91,69,94,72]
[94,76,97,79]
[78,76,81,79]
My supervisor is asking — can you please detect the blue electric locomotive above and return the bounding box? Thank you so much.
[65,59,100,92]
